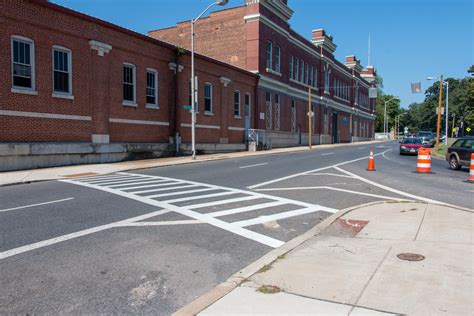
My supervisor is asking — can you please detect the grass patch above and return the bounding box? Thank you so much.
[431,138,456,160]
[256,285,281,294]
[257,264,272,274]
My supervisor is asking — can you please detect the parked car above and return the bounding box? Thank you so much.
[416,131,436,147]
[446,137,474,170]
[399,137,425,155]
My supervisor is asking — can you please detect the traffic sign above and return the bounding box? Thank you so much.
[183,105,192,109]
[307,111,314,117]
[467,127,472,133]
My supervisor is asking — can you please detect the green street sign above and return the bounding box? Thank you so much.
[183,105,192,109]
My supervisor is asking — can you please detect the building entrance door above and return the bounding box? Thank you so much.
[244,96,251,142]
[332,112,339,144]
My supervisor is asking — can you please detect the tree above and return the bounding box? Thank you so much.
[375,94,401,132]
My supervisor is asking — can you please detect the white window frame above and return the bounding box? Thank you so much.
[234,90,241,118]
[146,68,158,108]
[52,45,73,99]
[11,35,36,93]
[289,55,294,79]
[275,46,281,73]
[266,41,273,70]
[204,82,213,114]
[122,63,137,106]
[245,92,251,118]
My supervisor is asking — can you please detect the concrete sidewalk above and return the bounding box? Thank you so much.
[0,141,382,186]
[181,201,473,315]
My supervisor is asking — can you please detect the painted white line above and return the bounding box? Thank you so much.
[146,187,216,199]
[382,151,409,166]
[255,187,407,201]
[61,178,284,248]
[0,198,75,213]
[306,173,355,179]
[163,191,237,203]
[239,163,269,169]
[234,207,332,227]
[82,176,138,184]
[130,184,195,194]
[114,180,176,190]
[357,147,366,150]
[376,146,385,149]
[187,196,262,209]
[84,177,143,185]
[248,150,392,189]
[207,201,287,218]
[0,209,170,260]
[116,220,203,226]
[321,152,334,156]
[333,166,470,209]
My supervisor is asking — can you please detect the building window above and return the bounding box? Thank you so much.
[289,55,294,79]
[123,63,136,104]
[265,92,272,130]
[313,66,318,88]
[234,90,241,117]
[324,64,330,93]
[52,46,72,95]
[146,69,158,107]
[291,99,296,133]
[266,41,272,70]
[309,65,314,87]
[300,60,305,82]
[295,58,299,81]
[204,83,212,113]
[275,46,281,73]
[11,36,35,90]
[245,93,251,118]
[305,63,309,85]
[274,94,280,131]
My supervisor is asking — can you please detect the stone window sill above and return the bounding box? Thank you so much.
[11,88,38,95]
[146,104,159,109]
[52,93,75,100]
[122,101,138,107]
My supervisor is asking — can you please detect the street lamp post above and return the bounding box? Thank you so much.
[191,0,229,160]
[427,76,449,146]
[384,97,399,134]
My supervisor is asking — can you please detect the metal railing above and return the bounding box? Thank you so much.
[248,129,272,150]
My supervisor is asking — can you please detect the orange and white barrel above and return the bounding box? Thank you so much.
[416,148,432,173]
[467,153,474,182]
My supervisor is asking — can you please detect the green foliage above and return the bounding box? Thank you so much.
[375,94,401,132]
[402,77,473,136]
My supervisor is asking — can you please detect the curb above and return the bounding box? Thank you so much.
[0,140,386,187]
[172,200,396,316]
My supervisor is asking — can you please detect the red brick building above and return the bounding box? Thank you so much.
[150,0,377,146]
[0,0,258,170]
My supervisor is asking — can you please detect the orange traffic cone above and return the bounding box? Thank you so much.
[367,147,376,171]
[466,153,474,183]
[416,147,432,173]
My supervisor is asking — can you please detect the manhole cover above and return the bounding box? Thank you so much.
[397,253,425,261]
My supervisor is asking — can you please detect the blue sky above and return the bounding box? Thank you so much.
[51,0,473,108]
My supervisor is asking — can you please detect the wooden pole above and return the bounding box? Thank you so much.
[435,76,443,150]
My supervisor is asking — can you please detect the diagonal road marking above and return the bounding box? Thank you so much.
[0,198,75,213]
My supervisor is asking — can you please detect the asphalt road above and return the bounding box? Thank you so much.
[0,141,472,314]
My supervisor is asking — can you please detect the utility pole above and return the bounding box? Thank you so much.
[435,75,443,150]
[308,85,312,149]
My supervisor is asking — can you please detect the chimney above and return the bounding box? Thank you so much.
[361,66,377,84]
[345,55,363,73]
[311,29,336,54]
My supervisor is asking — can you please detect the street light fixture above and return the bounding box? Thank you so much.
[190,0,229,160]
[427,76,449,146]
[384,96,399,134]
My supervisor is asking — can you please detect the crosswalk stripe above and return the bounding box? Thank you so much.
[124,182,191,194]
[146,187,216,199]
[163,191,237,203]
[187,196,261,209]
[112,180,174,189]
[233,207,323,227]
[134,184,198,195]
[207,201,287,218]
[83,176,138,184]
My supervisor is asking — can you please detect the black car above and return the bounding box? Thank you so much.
[446,137,474,170]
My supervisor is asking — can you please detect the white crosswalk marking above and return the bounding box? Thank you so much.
[61,172,337,248]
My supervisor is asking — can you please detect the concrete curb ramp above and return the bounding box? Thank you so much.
[174,201,473,315]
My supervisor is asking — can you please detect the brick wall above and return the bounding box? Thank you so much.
[0,0,257,145]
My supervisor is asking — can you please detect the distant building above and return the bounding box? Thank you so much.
[150,0,378,146]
